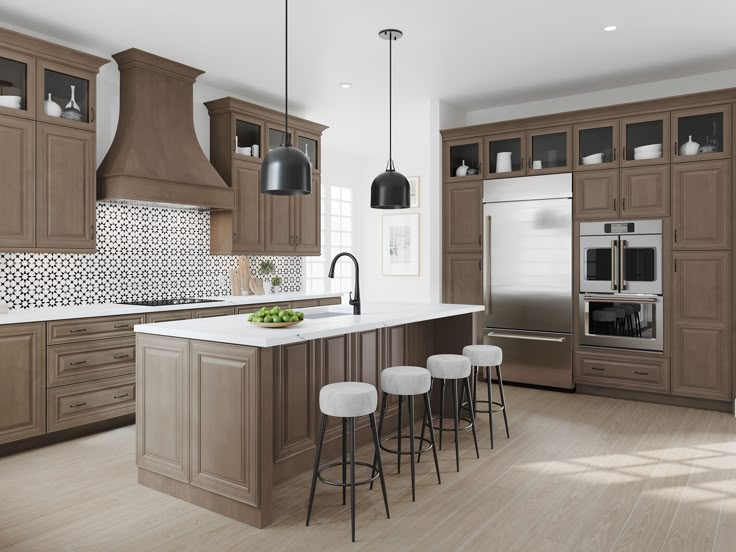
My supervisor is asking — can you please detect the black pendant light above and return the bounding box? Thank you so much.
[261,0,311,196]
[371,29,410,209]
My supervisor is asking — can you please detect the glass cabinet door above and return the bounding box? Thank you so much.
[620,114,669,166]
[671,104,731,163]
[297,133,319,172]
[234,118,262,160]
[0,47,34,118]
[574,120,618,171]
[526,126,571,174]
[37,60,95,129]
[484,133,524,179]
[446,138,482,181]
[267,124,294,153]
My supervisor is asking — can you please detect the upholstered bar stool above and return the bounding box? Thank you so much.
[425,354,479,472]
[306,382,389,542]
[371,366,441,502]
[462,345,509,449]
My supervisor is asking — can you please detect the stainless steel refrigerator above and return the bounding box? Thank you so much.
[482,173,573,389]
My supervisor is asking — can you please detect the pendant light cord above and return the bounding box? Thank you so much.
[283,0,289,147]
[387,32,394,172]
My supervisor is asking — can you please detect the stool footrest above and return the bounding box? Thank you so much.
[317,461,381,487]
[379,435,433,456]
[431,413,474,432]
[460,400,505,415]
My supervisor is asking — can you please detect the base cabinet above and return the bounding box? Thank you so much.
[0,115,35,249]
[574,350,670,394]
[444,253,483,305]
[0,323,45,445]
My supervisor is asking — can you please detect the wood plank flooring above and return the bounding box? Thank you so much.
[0,386,734,551]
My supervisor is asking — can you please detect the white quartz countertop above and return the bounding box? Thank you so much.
[0,292,343,325]
[134,303,484,347]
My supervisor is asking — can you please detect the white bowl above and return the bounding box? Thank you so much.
[0,95,21,109]
[582,153,604,165]
[634,143,662,154]
[634,150,663,160]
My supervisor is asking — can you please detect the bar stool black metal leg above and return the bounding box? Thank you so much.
[306,414,327,526]
[497,365,510,439]
[397,395,403,474]
[464,376,480,459]
[408,395,416,501]
[369,413,390,520]
[439,379,445,450]
[370,393,388,491]
[349,417,356,542]
[342,417,347,505]
[487,366,494,449]
[452,379,460,472]
[417,399,427,463]
[423,392,441,484]
[472,366,478,418]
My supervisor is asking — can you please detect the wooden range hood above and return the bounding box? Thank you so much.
[97,48,232,210]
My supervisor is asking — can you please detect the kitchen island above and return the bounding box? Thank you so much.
[134,303,483,528]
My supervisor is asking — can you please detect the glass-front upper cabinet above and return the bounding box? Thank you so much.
[297,132,319,173]
[266,123,295,154]
[526,126,571,175]
[445,137,482,182]
[574,120,619,171]
[37,60,96,129]
[234,118,262,161]
[671,104,731,163]
[620,114,670,166]
[485,132,525,179]
[0,48,34,118]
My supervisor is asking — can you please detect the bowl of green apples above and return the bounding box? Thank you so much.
[247,305,304,328]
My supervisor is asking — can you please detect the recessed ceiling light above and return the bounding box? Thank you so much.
[604,25,617,32]
[340,82,352,89]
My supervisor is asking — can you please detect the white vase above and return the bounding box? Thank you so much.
[496,152,512,173]
[44,93,62,117]
[455,160,469,177]
[263,280,273,294]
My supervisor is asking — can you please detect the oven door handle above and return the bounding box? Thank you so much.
[620,239,627,291]
[583,295,658,303]
[610,240,618,291]
[487,332,567,343]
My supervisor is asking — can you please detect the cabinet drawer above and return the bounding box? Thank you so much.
[47,374,135,432]
[318,297,342,306]
[235,303,292,315]
[47,315,144,344]
[191,306,235,318]
[575,351,669,393]
[47,337,135,387]
[291,299,320,309]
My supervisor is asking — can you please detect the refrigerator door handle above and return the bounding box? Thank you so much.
[487,332,567,343]
[483,213,492,315]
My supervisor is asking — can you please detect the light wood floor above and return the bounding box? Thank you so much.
[1,386,735,551]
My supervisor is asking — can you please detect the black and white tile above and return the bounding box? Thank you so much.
[0,203,302,309]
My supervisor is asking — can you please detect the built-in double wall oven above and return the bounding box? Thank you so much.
[579,219,663,352]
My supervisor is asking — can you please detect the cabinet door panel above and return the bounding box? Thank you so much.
[672,160,730,250]
[620,165,670,218]
[317,334,351,441]
[274,341,315,462]
[526,126,572,175]
[443,253,483,305]
[265,195,294,253]
[444,181,482,252]
[352,329,382,422]
[190,341,259,505]
[36,123,95,250]
[573,119,619,171]
[671,104,731,163]
[233,161,264,252]
[0,115,34,248]
[573,170,618,220]
[0,323,45,444]
[295,175,320,255]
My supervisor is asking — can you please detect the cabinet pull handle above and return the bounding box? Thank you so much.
[528,157,532,169]
[674,229,678,243]
[613,198,617,211]
[622,197,626,211]
[91,225,96,239]
[613,148,616,161]
[114,324,129,329]
[70,402,87,408]
[674,141,678,155]
[114,393,129,399]
[591,367,605,371]
[478,259,481,271]
[674,258,678,272]
[520,157,524,172]
[114,354,130,359]
[634,371,649,376]
[69,360,87,366]
[69,328,87,333]
[90,107,95,123]
[478,234,482,246]
[622,146,627,161]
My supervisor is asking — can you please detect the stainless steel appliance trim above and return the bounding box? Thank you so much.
[483,173,572,203]
[583,295,658,303]
[487,332,566,343]
[579,219,663,237]
[483,214,491,315]
[620,238,626,291]
[610,239,618,291]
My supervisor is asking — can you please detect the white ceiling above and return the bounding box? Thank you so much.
[3,0,736,128]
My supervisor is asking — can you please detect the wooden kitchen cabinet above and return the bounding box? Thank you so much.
[446,137,483,181]
[573,169,618,220]
[0,114,34,249]
[671,251,731,401]
[444,180,482,252]
[211,161,264,254]
[265,193,295,253]
[443,253,483,306]
[526,125,572,175]
[485,132,525,179]
[573,119,619,171]
[574,350,670,394]
[672,160,731,250]
[316,334,351,443]
[295,175,321,254]
[36,123,96,251]
[620,165,670,218]
[0,323,45,445]
[619,113,670,167]
[671,104,731,163]
[0,45,35,119]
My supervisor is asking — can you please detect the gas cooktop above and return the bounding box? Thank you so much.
[118,298,224,307]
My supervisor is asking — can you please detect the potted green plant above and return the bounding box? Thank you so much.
[260,260,276,293]
[271,275,282,293]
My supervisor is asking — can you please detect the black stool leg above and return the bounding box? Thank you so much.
[424,392,441,484]
[472,366,478,419]
[487,366,494,449]
[417,396,427,464]
[370,392,388,491]
[342,418,347,505]
[306,414,327,526]
[439,379,445,450]
[397,395,403,474]
[464,376,480,458]
[408,395,416,501]
[497,365,510,439]
[369,413,390,520]
[349,417,356,542]
[452,379,460,472]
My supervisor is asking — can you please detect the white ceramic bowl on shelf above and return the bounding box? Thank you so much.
[634,150,663,160]
[634,143,662,155]
[582,152,604,165]
[0,95,22,109]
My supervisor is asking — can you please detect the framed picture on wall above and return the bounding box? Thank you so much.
[382,213,420,276]
[408,176,420,208]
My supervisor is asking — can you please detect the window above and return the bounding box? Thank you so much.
[304,184,353,295]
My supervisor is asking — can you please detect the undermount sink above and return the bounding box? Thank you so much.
[306,311,352,320]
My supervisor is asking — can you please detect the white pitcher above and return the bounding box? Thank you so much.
[496,151,512,173]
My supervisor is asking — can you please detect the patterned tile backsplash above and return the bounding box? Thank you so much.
[0,203,303,309]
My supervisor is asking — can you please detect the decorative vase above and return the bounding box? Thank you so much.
[263,280,273,294]
[273,285,282,293]
[44,93,62,117]
[455,160,469,177]
[679,135,700,156]
[496,152,512,173]
[61,85,83,121]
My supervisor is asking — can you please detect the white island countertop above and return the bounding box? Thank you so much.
[134,303,485,347]
[0,292,343,325]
